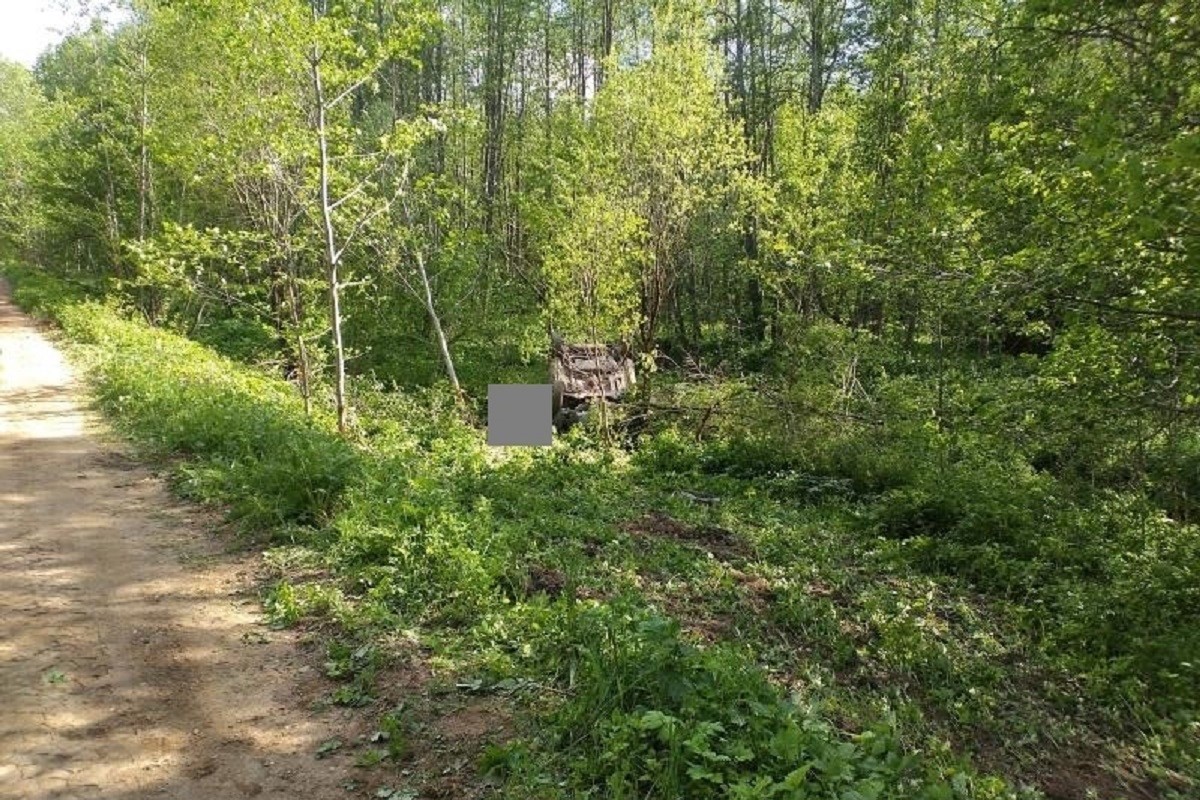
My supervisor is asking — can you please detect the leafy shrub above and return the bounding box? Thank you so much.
[698,436,807,478]
[1044,496,1200,707]
[265,580,348,626]
[871,487,965,540]
[7,267,359,529]
[544,601,1012,799]
[1145,432,1200,523]
[633,428,703,474]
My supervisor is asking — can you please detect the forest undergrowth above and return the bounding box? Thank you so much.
[6,265,1197,800]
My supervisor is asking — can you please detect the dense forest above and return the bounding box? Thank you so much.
[1,0,1198,797]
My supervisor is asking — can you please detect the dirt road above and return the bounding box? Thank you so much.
[0,282,355,798]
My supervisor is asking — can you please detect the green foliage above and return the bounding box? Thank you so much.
[324,640,382,707]
[0,59,55,258]
[588,6,755,346]
[7,266,357,529]
[117,222,315,366]
[542,191,646,341]
[376,707,411,761]
[13,265,1200,796]
[7,0,1200,793]
[545,602,1009,799]
[265,580,348,627]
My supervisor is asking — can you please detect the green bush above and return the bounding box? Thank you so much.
[546,601,1013,800]
[6,266,358,529]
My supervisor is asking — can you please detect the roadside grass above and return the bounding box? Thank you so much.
[6,264,1197,799]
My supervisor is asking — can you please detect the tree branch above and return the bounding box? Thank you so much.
[1060,294,1200,324]
[333,168,407,264]
[325,74,374,110]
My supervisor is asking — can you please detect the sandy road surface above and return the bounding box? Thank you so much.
[0,281,355,799]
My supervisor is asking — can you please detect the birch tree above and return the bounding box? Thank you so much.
[304,0,433,432]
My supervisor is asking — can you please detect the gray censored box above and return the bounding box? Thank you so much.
[487,384,553,446]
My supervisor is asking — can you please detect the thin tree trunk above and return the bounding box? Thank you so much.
[483,0,505,230]
[137,45,151,241]
[284,245,313,416]
[597,0,613,90]
[415,248,463,403]
[310,51,349,433]
[574,1,586,102]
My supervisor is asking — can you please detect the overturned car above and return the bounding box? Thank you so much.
[550,333,636,432]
